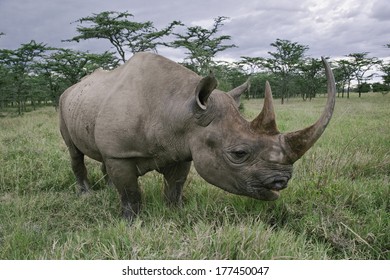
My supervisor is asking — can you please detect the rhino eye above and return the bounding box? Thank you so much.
[228,149,250,164]
[232,150,247,158]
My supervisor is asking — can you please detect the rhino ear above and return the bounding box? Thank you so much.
[227,79,250,106]
[195,73,218,110]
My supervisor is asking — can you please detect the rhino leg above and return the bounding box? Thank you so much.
[70,152,91,194]
[159,162,191,206]
[61,134,91,194]
[101,162,113,187]
[104,158,141,222]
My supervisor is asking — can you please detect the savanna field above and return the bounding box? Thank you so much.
[0,93,389,260]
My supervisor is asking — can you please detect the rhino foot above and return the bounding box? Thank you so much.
[122,202,141,223]
[79,185,91,195]
[75,176,90,193]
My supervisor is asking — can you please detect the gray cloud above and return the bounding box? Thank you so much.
[370,0,390,22]
[0,0,389,62]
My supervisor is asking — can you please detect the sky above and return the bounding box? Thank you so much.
[0,0,389,63]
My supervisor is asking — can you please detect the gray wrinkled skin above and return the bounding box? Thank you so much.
[59,52,336,222]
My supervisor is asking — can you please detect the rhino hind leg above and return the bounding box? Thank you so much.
[159,162,191,206]
[104,158,142,222]
[71,153,91,194]
[101,162,113,187]
[60,124,91,194]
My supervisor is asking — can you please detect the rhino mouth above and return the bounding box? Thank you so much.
[243,176,290,201]
[246,186,281,201]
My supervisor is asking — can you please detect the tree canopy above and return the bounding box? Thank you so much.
[169,16,237,75]
[0,12,389,115]
[65,11,181,62]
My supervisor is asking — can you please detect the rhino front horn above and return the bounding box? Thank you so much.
[282,57,336,163]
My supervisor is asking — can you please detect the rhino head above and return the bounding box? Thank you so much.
[189,57,336,200]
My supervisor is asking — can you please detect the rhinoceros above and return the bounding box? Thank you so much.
[59,52,335,221]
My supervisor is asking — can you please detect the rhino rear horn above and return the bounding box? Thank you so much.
[282,57,336,163]
[250,81,279,135]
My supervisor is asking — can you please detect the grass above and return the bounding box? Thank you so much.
[0,92,389,259]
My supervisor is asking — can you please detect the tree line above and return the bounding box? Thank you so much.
[1,11,389,114]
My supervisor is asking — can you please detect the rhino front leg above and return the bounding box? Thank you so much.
[159,161,191,206]
[104,158,141,222]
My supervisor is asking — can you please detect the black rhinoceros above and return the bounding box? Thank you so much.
[59,52,335,221]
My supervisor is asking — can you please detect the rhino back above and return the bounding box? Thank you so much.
[82,53,199,165]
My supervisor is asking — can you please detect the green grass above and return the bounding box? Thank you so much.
[0,92,389,259]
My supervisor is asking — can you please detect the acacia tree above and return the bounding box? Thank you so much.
[334,59,355,98]
[347,52,380,97]
[261,39,308,104]
[65,11,180,62]
[381,63,390,93]
[0,62,11,109]
[238,56,264,75]
[380,43,390,93]
[297,58,323,101]
[38,48,119,107]
[237,56,275,99]
[0,40,47,114]
[211,61,247,93]
[170,16,237,75]
[0,33,8,108]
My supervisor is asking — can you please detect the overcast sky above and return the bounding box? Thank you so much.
[0,0,389,62]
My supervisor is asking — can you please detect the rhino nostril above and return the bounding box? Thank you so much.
[272,179,288,190]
